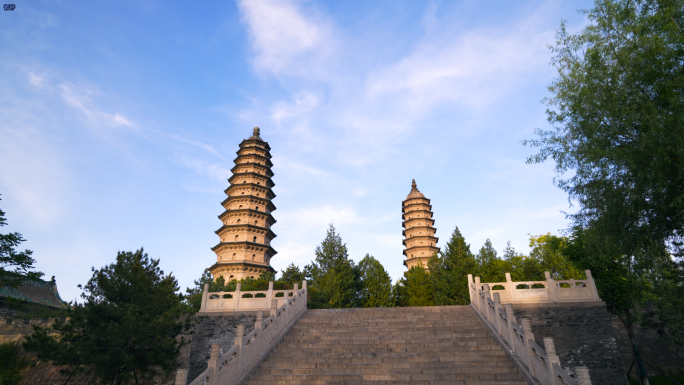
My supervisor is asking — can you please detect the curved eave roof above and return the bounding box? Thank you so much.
[228,173,275,187]
[218,209,277,226]
[209,261,276,273]
[211,242,278,257]
[402,197,431,205]
[402,245,440,256]
[230,164,274,177]
[224,184,276,200]
[221,196,277,212]
[402,211,434,220]
[215,224,276,240]
[239,138,271,151]
[401,202,433,213]
[236,148,272,159]
[402,225,436,237]
[233,154,273,167]
[402,235,439,247]
[402,217,436,229]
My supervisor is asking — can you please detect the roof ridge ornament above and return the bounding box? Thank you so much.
[411,179,417,189]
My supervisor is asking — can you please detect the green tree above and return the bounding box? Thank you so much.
[0,196,43,288]
[280,263,305,286]
[476,239,508,282]
[305,224,359,308]
[503,241,545,281]
[0,342,34,385]
[358,254,393,307]
[184,268,214,312]
[430,226,478,305]
[402,265,434,307]
[24,249,188,385]
[528,233,585,280]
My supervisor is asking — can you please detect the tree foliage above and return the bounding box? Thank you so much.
[24,249,188,385]
[305,224,359,309]
[0,196,43,288]
[430,226,478,305]
[280,263,305,286]
[358,254,393,308]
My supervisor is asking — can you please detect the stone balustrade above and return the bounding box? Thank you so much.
[178,281,308,385]
[468,275,592,385]
[471,270,600,304]
[199,281,297,314]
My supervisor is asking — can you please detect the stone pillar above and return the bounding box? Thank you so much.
[270,299,277,318]
[283,290,290,325]
[543,337,561,384]
[505,273,514,302]
[585,270,600,301]
[200,283,209,313]
[207,343,220,385]
[303,280,308,309]
[174,369,188,385]
[474,277,482,312]
[255,311,263,356]
[493,292,503,336]
[293,283,299,314]
[467,274,474,304]
[235,283,242,311]
[483,284,492,323]
[235,325,245,378]
[267,281,274,308]
[545,271,558,302]
[505,304,516,352]
[521,318,536,376]
[576,366,592,385]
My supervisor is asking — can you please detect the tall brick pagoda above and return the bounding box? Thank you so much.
[209,127,277,282]
[402,179,439,269]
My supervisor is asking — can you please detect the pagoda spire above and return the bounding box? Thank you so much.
[402,179,439,270]
[209,127,277,282]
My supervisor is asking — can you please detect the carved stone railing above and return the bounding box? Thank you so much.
[468,275,592,385]
[199,281,297,314]
[176,281,308,385]
[470,270,600,304]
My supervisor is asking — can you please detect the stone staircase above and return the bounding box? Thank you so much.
[245,305,527,385]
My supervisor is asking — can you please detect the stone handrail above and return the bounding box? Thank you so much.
[468,275,592,385]
[199,281,296,314]
[471,270,600,304]
[176,281,308,385]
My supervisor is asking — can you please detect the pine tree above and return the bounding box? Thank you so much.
[430,226,478,305]
[305,224,359,308]
[476,239,507,282]
[0,196,43,288]
[358,254,393,308]
[280,263,305,286]
[403,265,434,307]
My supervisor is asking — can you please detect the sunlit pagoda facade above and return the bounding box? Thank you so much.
[402,179,440,270]
[209,127,277,282]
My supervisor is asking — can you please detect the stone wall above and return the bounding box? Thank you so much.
[186,313,257,382]
[610,315,684,378]
[512,302,628,385]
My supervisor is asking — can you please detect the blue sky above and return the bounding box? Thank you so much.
[0,0,593,302]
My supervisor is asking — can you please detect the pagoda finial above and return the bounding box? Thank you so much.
[253,126,260,137]
[411,179,417,189]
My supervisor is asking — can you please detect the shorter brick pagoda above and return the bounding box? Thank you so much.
[402,179,439,269]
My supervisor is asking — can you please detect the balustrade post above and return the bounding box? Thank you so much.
[505,304,516,352]
[207,343,220,385]
[467,274,474,304]
[543,337,560,385]
[505,273,514,301]
[545,271,558,302]
[235,283,242,310]
[255,311,263,356]
[200,283,209,313]
[267,281,274,308]
[585,270,600,301]
[521,318,536,376]
[493,293,503,336]
[270,299,277,318]
[174,369,188,385]
[303,280,308,310]
[235,324,245,378]
[293,284,299,313]
[474,277,482,312]
[483,284,491,323]
[576,366,592,385]
[283,290,290,325]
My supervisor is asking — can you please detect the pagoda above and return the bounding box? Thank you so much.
[209,127,277,282]
[402,179,439,269]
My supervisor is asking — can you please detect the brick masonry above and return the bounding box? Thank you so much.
[512,302,628,385]
[186,313,257,382]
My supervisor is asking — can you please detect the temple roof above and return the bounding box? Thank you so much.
[405,179,426,200]
[0,278,66,308]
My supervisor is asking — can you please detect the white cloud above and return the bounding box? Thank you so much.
[59,85,135,130]
[237,0,334,76]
